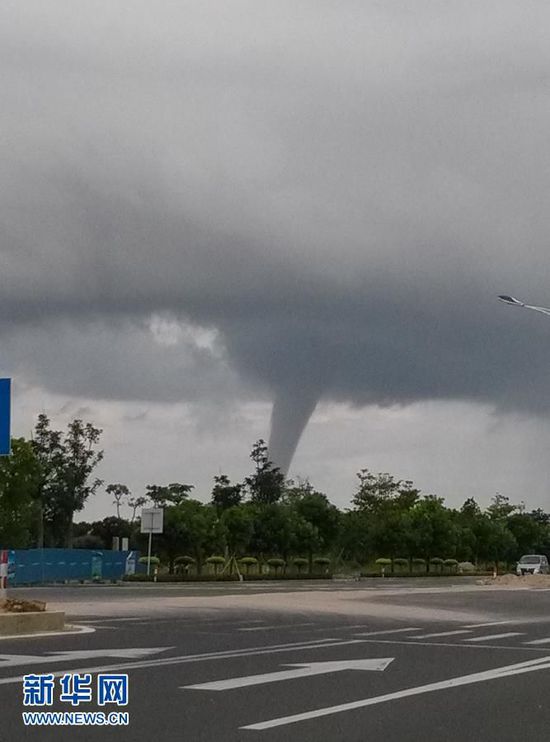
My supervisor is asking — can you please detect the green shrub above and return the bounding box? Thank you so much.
[267,558,285,574]
[238,556,258,575]
[293,557,309,574]
[205,555,226,575]
[139,556,160,566]
[174,556,196,565]
[443,559,458,573]
[429,557,444,573]
[375,558,392,576]
[393,558,409,571]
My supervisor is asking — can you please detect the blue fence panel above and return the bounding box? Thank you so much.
[2,548,138,585]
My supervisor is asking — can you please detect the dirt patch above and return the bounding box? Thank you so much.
[478,573,550,588]
[0,598,47,613]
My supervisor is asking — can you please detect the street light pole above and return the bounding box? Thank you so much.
[498,295,550,317]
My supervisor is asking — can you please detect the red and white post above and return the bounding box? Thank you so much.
[0,550,8,599]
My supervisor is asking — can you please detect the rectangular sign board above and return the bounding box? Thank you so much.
[140,508,164,534]
[0,379,11,456]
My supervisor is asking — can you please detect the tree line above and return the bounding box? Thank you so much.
[1,416,549,573]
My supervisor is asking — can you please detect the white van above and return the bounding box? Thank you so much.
[516,554,549,576]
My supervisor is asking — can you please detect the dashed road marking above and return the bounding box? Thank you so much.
[463,632,523,642]
[354,627,421,637]
[414,630,472,639]
[239,623,316,632]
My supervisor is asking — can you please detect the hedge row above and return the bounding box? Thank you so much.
[123,573,333,583]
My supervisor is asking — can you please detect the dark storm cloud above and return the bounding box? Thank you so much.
[2,1,550,468]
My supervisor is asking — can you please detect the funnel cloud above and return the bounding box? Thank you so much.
[2,2,550,481]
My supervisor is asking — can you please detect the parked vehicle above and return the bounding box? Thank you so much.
[516,554,549,576]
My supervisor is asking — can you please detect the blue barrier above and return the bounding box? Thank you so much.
[2,548,139,585]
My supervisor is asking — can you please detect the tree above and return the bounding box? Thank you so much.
[89,516,134,549]
[285,481,340,571]
[352,470,419,513]
[32,416,103,548]
[56,419,104,547]
[211,474,243,512]
[156,500,220,574]
[128,495,149,524]
[0,438,41,548]
[487,493,516,521]
[146,483,193,507]
[245,440,285,505]
[106,483,130,519]
[220,506,254,556]
[407,496,457,568]
[249,503,293,559]
[31,414,65,548]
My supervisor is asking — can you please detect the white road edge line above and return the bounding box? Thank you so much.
[241,656,550,730]
[524,638,550,645]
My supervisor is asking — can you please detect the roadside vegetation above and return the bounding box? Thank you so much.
[1,416,549,578]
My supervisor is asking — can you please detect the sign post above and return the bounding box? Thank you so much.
[140,508,164,576]
[0,378,11,456]
[0,380,11,598]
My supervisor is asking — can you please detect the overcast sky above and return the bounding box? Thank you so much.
[3,1,550,520]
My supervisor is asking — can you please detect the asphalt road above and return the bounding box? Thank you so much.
[3,580,550,741]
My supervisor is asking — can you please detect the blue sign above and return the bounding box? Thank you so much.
[0,378,11,456]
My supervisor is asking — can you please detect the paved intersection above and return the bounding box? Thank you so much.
[2,580,550,740]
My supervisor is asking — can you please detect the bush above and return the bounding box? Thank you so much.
[205,555,226,575]
[443,559,459,573]
[139,556,160,566]
[375,558,392,576]
[267,558,285,574]
[393,558,409,571]
[293,557,309,574]
[238,556,258,575]
[174,556,196,565]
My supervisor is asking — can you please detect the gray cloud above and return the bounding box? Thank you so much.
[2,1,550,470]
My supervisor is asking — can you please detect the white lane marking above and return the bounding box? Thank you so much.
[353,637,550,653]
[241,656,550,730]
[239,623,316,632]
[0,647,172,669]
[0,624,95,641]
[462,621,512,628]
[184,657,394,691]
[0,637,363,686]
[414,630,472,639]
[524,638,550,645]
[464,632,523,643]
[354,627,421,637]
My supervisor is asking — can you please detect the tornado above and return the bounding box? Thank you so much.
[267,385,322,474]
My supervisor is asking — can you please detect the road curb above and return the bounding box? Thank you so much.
[0,610,65,636]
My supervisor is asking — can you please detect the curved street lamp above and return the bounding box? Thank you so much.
[498,295,550,317]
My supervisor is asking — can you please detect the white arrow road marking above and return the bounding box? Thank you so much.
[0,647,172,668]
[0,637,365,686]
[184,657,394,691]
[241,655,550,730]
